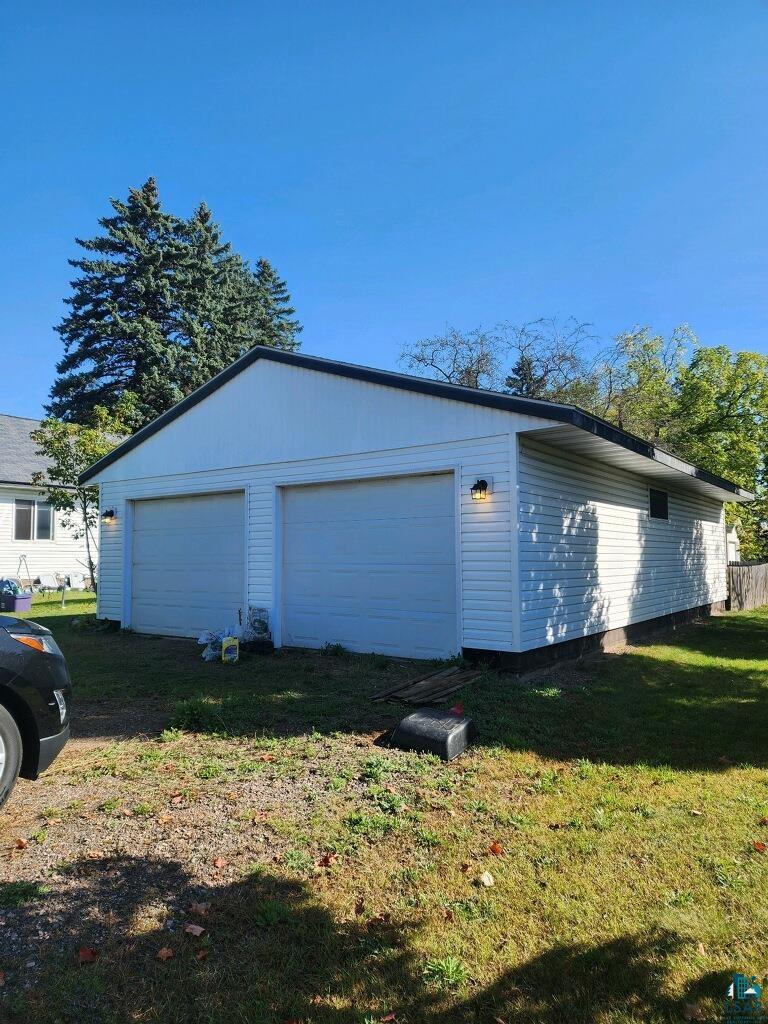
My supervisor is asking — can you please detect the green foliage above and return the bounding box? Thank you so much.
[422,956,469,989]
[30,401,131,585]
[251,898,290,926]
[402,320,768,557]
[320,642,347,657]
[0,881,49,908]
[49,178,301,427]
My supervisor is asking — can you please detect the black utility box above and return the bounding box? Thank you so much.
[389,708,476,761]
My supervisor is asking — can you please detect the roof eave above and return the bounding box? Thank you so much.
[78,346,754,502]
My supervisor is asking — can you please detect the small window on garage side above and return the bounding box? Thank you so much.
[649,488,669,521]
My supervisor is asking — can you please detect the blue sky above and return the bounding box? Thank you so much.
[1,2,767,418]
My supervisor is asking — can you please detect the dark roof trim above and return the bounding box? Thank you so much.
[78,346,754,500]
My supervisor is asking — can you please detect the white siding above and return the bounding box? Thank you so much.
[98,432,521,652]
[0,486,95,580]
[91,357,731,656]
[518,437,727,650]
[94,360,549,483]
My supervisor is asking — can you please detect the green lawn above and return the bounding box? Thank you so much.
[2,594,768,1023]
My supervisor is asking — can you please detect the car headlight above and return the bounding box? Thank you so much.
[8,633,62,656]
[53,689,67,725]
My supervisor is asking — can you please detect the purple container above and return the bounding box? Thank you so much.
[0,593,33,613]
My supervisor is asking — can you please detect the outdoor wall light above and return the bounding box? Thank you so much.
[470,479,490,501]
[101,509,116,525]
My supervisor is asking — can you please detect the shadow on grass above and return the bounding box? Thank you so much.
[2,853,728,1024]
[471,614,768,770]
[43,607,768,770]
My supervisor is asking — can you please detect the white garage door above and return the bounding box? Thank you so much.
[131,492,245,637]
[282,473,457,659]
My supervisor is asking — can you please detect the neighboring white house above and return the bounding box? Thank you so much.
[80,348,753,663]
[0,414,94,584]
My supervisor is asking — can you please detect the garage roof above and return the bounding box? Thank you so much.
[79,346,755,503]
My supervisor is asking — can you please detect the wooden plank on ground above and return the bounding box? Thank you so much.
[372,665,479,705]
[370,666,459,702]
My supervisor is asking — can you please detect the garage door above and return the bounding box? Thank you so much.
[282,474,457,659]
[131,492,245,637]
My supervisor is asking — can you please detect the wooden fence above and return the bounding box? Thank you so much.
[727,561,768,611]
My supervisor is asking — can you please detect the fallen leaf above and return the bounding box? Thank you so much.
[156,947,174,962]
[459,862,471,873]
[213,857,228,869]
[478,871,495,888]
[121,808,134,817]
[195,948,209,961]
[380,1014,397,1022]
[189,901,210,916]
[77,947,98,965]
[259,753,276,763]
[488,841,504,856]
[373,912,391,924]
[184,923,205,937]
[690,809,703,817]
[354,897,365,915]
[696,942,706,956]
[316,852,338,868]
[14,838,28,850]
[171,795,184,806]
[760,816,768,826]
[449,703,464,717]
[753,840,767,853]
[444,909,455,922]
[493,1018,508,1024]
[157,814,174,825]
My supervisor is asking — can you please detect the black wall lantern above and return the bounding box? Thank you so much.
[470,479,489,501]
[101,508,116,525]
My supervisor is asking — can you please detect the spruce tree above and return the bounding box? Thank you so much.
[176,203,256,390]
[49,178,188,425]
[250,258,302,351]
[49,179,301,427]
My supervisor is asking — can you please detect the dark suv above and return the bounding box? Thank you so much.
[0,615,71,807]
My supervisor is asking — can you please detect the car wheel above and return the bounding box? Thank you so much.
[0,704,23,808]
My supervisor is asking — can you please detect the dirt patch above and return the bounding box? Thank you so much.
[70,699,171,749]
[0,725,362,995]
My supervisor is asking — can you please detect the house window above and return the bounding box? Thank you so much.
[14,500,54,541]
[649,488,669,521]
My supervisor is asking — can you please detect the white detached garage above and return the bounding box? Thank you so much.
[83,347,753,665]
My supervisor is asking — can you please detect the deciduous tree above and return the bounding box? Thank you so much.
[30,400,133,590]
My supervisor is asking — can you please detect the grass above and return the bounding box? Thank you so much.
[3,592,768,1022]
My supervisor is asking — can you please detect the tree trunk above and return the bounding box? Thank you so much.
[82,495,98,595]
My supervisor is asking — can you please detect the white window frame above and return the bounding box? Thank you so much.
[13,499,55,542]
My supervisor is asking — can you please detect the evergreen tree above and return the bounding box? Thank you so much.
[49,179,301,426]
[175,203,256,390]
[49,178,188,425]
[250,258,302,351]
